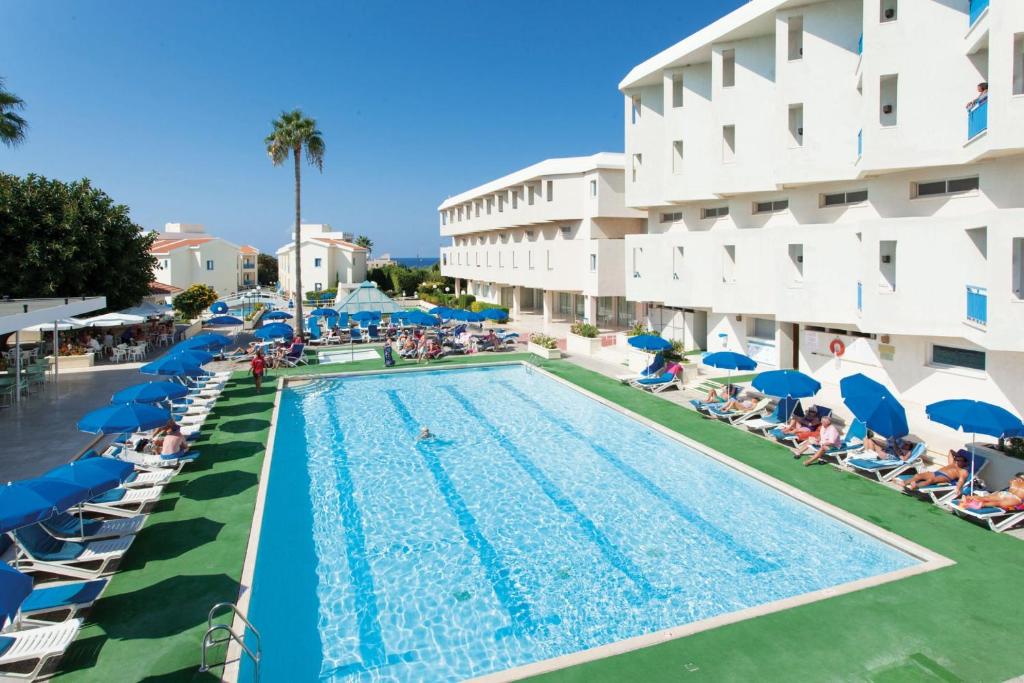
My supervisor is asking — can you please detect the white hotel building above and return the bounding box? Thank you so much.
[622,0,1024,425]
[438,154,646,328]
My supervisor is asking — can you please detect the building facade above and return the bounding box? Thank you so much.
[239,245,259,289]
[438,153,646,328]
[620,0,1024,424]
[276,224,368,301]
[151,223,249,297]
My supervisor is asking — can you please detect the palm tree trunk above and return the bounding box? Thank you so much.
[293,146,304,335]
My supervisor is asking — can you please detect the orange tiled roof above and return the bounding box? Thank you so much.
[240,245,259,255]
[312,237,367,251]
[151,237,214,255]
[149,281,183,294]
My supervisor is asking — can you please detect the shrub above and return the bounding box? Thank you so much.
[1005,437,1024,460]
[305,288,336,302]
[529,333,558,350]
[173,284,219,320]
[455,293,476,309]
[628,322,656,337]
[570,322,599,338]
[664,339,688,362]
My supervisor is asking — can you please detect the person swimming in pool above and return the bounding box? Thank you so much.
[417,426,433,440]
[902,449,970,496]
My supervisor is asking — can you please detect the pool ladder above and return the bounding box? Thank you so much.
[199,602,261,681]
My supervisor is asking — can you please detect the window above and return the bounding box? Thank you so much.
[590,254,597,272]
[528,250,534,269]
[722,125,736,162]
[788,104,804,146]
[632,153,642,182]
[441,213,447,226]
[821,189,869,207]
[788,16,803,60]
[528,185,536,206]
[722,245,736,282]
[932,344,985,371]
[206,260,214,271]
[590,179,597,197]
[880,74,898,126]
[161,259,168,269]
[788,243,804,281]
[314,257,322,267]
[672,140,684,174]
[475,202,481,217]
[512,251,518,269]
[486,198,493,215]
[701,206,729,219]
[722,49,736,87]
[750,317,776,341]
[498,194,504,212]
[560,225,572,237]
[672,246,684,280]
[879,240,897,291]
[546,180,554,202]
[753,199,789,214]
[442,253,448,266]
[660,211,683,223]
[511,190,518,209]
[1014,34,1024,95]
[912,176,979,198]
[631,95,641,124]
[671,73,684,107]
[880,0,897,22]
[1013,237,1024,299]
[546,249,553,270]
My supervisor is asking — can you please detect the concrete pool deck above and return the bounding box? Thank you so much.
[43,351,1024,682]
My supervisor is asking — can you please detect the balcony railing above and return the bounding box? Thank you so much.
[966,285,987,325]
[967,99,988,139]
[969,0,989,26]
[856,281,863,313]
[857,129,862,158]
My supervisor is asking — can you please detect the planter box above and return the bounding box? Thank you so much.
[615,332,632,348]
[527,342,562,360]
[46,352,94,369]
[566,332,602,356]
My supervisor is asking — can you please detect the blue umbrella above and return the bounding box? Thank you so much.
[753,369,821,399]
[428,306,450,315]
[178,333,231,349]
[351,310,380,322]
[0,562,32,626]
[839,373,908,439]
[206,315,243,326]
[702,351,757,371]
[78,403,172,434]
[0,482,58,533]
[141,355,203,377]
[264,310,293,320]
[112,381,190,404]
[43,458,134,499]
[210,301,228,314]
[169,349,214,365]
[926,399,1024,437]
[404,310,440,327]
[479,308,509,321]
[254,323,294,340]
[628,335,672,352]
[309,308,335,317]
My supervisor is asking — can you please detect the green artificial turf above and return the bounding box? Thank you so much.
[52,353,1024,682]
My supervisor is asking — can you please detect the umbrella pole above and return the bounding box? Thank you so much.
[53,322,59,390]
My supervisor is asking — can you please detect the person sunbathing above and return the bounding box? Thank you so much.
[718,395,757,413]
[226,342,259,358]
[779,409,819,438]
[795,416,842,465]
[702,385,732,403]
[958,473,1024,510]
[863,433,913,460]
[903,450,969,496]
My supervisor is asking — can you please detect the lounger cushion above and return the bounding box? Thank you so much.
[0,637,13,658]
[42,512,103,537]
[14,525,85,561]
[848,458,901,470]
[21,579,107,613]
[89,488,128,504]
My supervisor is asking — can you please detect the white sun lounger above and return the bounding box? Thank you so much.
[11,526,133,580]
[0,619,82,680]
[81,486,163,517]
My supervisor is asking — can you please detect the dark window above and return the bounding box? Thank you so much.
[701,206,729,219]
[660,211,682,223]
[932,345,986,371]
[754,199,789,214]
[823,189,868,206]
[915,176,979,197]
[948,176,980,193]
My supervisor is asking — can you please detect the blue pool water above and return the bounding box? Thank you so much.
[246,365,917,681]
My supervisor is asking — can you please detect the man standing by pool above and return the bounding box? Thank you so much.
[250,348,266,392]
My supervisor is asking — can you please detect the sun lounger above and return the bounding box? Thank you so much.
[81,486,162,517]
[896,455,988,506]
[744,398,802,434]
[819,419,868,465]
[708,397,771,424]
[18,579,107,623]
[280,343,308,367]
[632,370,681,394]
[0,619,82,679]
[122,468,174,488]
[616,353,665,384]
[11,524,133,579]
[951,495,1024,533]
[847,441,926,482]
[40,511,144,542]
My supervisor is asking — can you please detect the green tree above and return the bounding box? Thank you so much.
[0,78,27,147]
[257,253,278,286]
[355,234,373,258]
[0,173,156,308]
[172,284,219,319]
[265,109,325,334]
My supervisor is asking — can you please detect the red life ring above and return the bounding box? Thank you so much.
[829,339,846,357]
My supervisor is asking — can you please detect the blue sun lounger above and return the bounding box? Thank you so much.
[41,511,145,542]
[821,419,868,465]
[633,370,681,393]
[19,579,108,622]
[847,441,926,482]
[744,398,802,435]
[897,455,988,506]
[11,524,134,579]
[950,493,1024,533]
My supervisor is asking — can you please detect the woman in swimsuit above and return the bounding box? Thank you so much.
[959,473,1024,510]
[903,449,970,495]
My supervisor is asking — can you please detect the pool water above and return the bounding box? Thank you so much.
[246,365,917,681]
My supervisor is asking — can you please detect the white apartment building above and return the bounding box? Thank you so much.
[438,154,646,328]
[276,224,368,301]
[151,223,254,297]
[239,246,259,289]
[621,0,1024,430]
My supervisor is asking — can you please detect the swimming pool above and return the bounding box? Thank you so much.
[242,364,933,681]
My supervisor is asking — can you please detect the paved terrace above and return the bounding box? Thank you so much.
[5,344,1012,682]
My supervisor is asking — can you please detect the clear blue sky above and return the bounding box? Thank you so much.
[1,1,743,257]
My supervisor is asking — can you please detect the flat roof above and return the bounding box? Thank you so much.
[0,297,107,335]
[438,153,625,211]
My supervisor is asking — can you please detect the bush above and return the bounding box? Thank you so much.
[305,289,336,302]
[664,339,688,362]
[173,284,219,320]
[570,322,599,338]
[1005,437,1024,460]
[529,333,558,350]
[628,322,656,337]
[454,293,476,309]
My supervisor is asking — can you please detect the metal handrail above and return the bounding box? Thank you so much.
[199,602,261,681]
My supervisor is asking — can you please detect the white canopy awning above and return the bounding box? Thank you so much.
[79,312,146,327]
[21,318,87,332]
[119,302,170,318]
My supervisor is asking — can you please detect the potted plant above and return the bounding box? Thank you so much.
[567,322,602,356]
[527,333,562,360]
[617,321,652,348]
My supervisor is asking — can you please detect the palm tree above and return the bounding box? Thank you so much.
[265,109,324,335]
[0,78,28,147]
[355,235,374,259]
